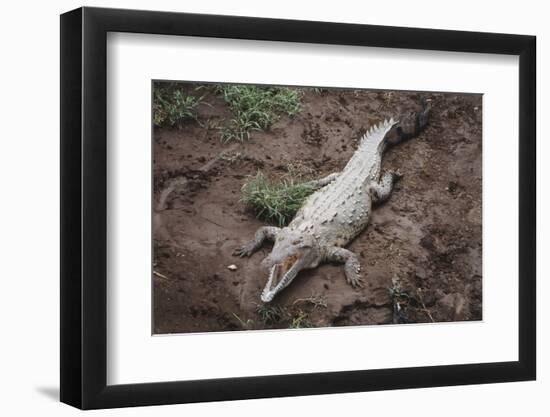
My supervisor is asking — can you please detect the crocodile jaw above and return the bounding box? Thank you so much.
[261,259,301,302]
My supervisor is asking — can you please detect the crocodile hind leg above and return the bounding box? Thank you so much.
[326,247,363,288]
[370,171,402,204]
[233,226,281,257]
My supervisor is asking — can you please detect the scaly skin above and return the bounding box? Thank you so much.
[235,103,431,302]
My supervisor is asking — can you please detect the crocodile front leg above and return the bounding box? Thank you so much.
[326,247,363,288]
[233,226,281,257]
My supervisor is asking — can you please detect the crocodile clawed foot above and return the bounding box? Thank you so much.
[345,264,364,288]
[232,242,256,257]
[347,275,364,289]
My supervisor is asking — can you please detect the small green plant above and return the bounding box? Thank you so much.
[381,91,394,107]
[256,304,287,325]
[289,310,313,329]
[388,285,410,301]
[153,88,202,127]
[309,87,327,95]
[241,172,317,226]
[389,275,411,324]
[216,85,303,142]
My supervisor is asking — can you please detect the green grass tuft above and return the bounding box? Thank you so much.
[216,85,303,142]
[288,310,313,329]
[255,303,317,329]
[256,304,287,325]
[153,86,202,127]
[241,172,317,226]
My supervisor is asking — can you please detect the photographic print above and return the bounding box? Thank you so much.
[152,81,482,334]
[60,8,535,407]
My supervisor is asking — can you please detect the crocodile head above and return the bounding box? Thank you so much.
[260,229,321,302]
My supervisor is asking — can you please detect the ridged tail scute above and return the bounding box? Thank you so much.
[358,117,398,146]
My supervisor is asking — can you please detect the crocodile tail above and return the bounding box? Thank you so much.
[385,100,431,145]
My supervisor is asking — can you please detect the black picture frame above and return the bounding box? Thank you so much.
[60,6,536,410]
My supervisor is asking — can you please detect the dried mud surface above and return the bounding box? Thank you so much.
[153,87,482,334]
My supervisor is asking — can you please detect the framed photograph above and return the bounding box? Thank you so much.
[60,6,536,409]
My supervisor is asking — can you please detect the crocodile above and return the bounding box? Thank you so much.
[235,103,431,302]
